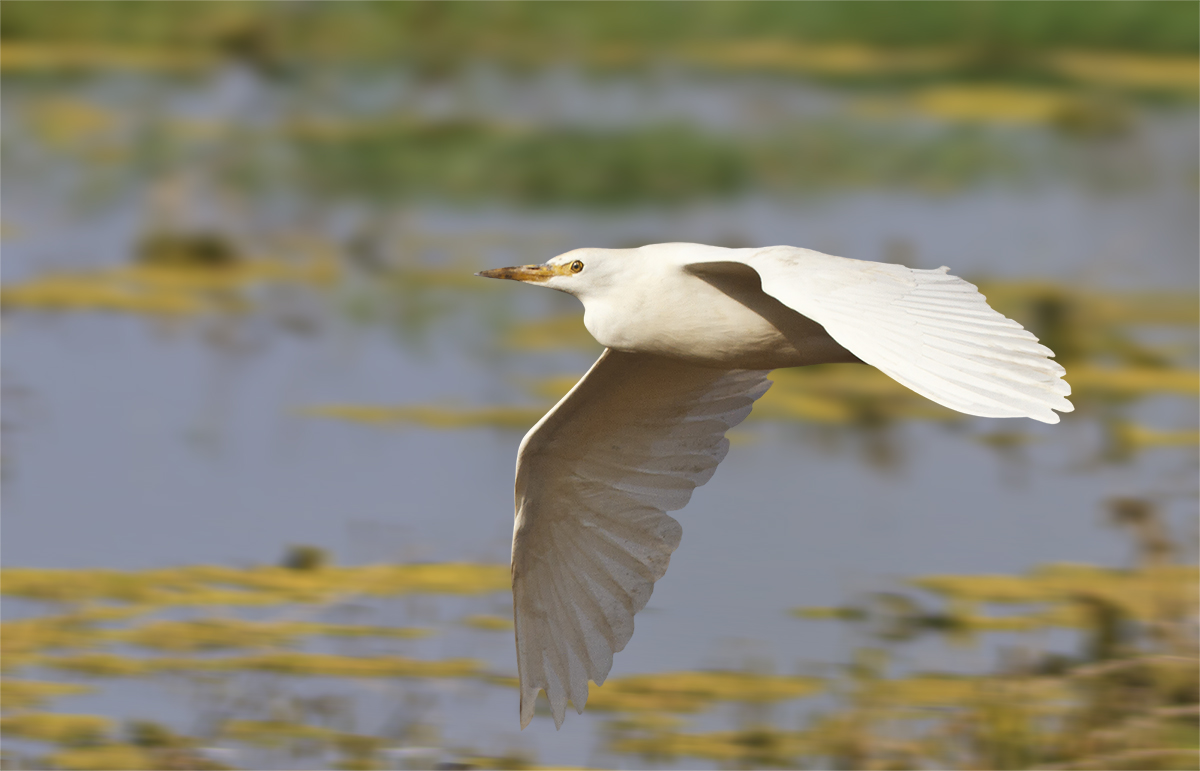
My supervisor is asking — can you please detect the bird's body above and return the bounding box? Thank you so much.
[478,243,1072,729]
[577,244,857,368]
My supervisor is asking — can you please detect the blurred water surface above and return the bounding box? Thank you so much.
[1,5,1197,770]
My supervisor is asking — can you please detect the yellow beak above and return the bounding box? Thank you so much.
[476,264,560,283]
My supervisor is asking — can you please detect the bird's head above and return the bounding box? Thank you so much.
[476,248,620,300]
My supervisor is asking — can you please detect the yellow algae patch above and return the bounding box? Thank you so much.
[677,41,960,77]
[1034,564,1199,623]
[583,683,709,715]
[1049,51,1200,91]
[120,618,432,651]
[1,563,510,607]
[768,365,920,399]
[295,622,434,639]
[672,42,1197,93]
[1068,366,1199,397]
[461,614,514,632]
[955,613,1047,633]
[481,674,520,689]
[26,99,120,148]
[870,675,1071,707]
[299,404,544,431]
[0,712,112,743]
[914,564,1199,626]
[914,85,1074,124]
[188,562,511,598]
[801,563,1198,641]
[491,670,823,714]
[2,568,238,606]
[912,574,1054,604]
[792,606,867,623]
[871,675,987,706]
[457,756,588,771]
[1,617,112,668]
[761,366,957,424]
[0,680,95,710]
[586,671,823,714]
[755,390,857,425]
[46,744,158,771]
[221,719,342,746]
[41,652,482,679]
[179,652,481,678]
[0,43,215,73]
[0,273,205,316]
[613,671,823,703]
[527,376,580,402]
[614,727,810,763]
[977,282,1199,327]
[335,563,511,596]
[42,654,152,678]
[1112,422,1200,451]
[503,314,598,352]
[121,619,317,652]
[1,256,337,317]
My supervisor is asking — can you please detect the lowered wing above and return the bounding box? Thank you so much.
[511,348,771,728]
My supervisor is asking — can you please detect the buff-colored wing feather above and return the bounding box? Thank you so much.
[511,349,771,728]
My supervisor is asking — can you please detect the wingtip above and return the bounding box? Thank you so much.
[1043,394,1075,423]
[1032,401,1073,424]
[519,690,535,730]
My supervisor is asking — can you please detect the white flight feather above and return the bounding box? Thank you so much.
[511,350,771,728]
[744,246,1073,423]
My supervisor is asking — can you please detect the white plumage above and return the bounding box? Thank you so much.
[478,243,1072,729]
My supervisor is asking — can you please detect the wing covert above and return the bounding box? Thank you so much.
[511,349,771,728]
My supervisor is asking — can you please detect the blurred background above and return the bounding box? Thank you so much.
[1,3,1197,769]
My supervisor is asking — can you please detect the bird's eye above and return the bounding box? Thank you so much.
[570,260,584,273]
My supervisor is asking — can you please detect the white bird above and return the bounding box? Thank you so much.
[477,243,1072,729]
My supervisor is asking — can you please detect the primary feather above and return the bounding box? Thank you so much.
[744,246,1073,423]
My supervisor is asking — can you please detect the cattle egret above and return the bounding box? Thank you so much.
[477,243,1072,728]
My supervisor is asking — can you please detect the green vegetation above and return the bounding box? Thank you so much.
[5,5,1196,210]
[2,2,1196,72]
[12,97,1170,207]
[291,119,1034,205]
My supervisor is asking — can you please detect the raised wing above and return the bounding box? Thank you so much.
[741,246,1073,423]
[512,349,771,728]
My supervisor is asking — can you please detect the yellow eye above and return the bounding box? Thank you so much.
[570,260,584,273]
